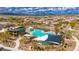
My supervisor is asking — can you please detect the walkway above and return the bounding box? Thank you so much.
[0,29,7,33]
[0,44,18,51]
[14,36,22,49]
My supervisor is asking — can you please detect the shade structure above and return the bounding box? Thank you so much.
[45,34,62,44]
[33,35,48,41]
[33,34,62,45]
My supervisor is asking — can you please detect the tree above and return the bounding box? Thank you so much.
[54,24,60,35]
[0,31,12,42]
[69,21,77,29]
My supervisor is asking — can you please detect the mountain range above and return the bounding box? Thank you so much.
[0,7,79,15]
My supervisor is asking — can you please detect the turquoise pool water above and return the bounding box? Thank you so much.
[31,29,55,37]
[47,32,55,35]
[31,29,46,37]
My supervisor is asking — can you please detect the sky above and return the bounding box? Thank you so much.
[0,7,79,15]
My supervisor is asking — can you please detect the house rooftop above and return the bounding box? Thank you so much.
[8,26,25,32]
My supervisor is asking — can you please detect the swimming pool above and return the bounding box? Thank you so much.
[31,29,46,37]
[31,29,55,37]
[47,31,55,35]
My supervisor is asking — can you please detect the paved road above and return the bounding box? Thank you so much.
[0,29,23,51]
[72,35,79,51]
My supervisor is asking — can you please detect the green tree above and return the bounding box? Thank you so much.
[0,31,12,42]
[69,21,77,29]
